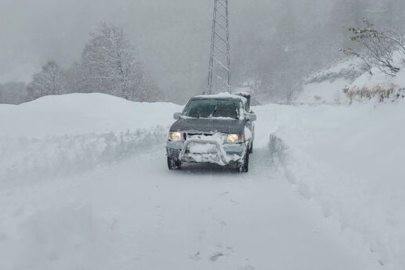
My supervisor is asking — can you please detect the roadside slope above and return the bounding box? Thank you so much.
[257,102,405,270]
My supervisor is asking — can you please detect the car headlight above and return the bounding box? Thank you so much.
[226,134,243,144]
[169,132,182,141]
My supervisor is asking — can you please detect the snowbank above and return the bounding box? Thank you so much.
[0,94,183,269]
[0,93,182,185]
[297,58,405,105]
[343,52,405,103]
[0,127,167,187]
[0,93,181,137]
[349,68,394,91]
[344,68,404,103]
[258,103,405,270]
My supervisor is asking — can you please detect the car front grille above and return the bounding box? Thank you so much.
[183,132,213,141]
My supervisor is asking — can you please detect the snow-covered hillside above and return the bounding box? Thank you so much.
[297,57,405,105]
[1,93,404,269]
[296,58,363,105]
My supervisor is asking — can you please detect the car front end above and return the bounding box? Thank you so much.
[167,130,247,166]
[166,94,256,172]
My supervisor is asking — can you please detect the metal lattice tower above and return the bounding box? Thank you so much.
[207,0,231,94]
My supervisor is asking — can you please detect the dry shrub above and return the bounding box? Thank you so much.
[344,84,402,103]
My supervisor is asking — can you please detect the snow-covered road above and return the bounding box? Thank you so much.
[3,93,404,269]
[0,146,375,270]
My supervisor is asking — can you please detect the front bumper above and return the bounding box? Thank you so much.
[166,139,246,166]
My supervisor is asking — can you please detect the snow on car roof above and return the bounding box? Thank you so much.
[193,92,247,102]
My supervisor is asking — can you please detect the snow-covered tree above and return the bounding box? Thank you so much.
[27,60,67,100]
[65,62,91,94]
[79,22,158,101]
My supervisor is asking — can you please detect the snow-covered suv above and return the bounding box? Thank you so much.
[166,93,257,172]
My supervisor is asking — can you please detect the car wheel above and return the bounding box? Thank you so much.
[249,142,254,154]
[167,157,181,170]
[237,152,249,173]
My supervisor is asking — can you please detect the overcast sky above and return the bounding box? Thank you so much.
[0,0,337,103]
[0,0,218,98]
[1,0,208,82]
[3,0,401,101]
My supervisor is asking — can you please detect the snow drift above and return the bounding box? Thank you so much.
[0,93,181,137]
[298,58,405,105]
[259,102,405,270]
[0,93,181,186]
[0,128,167,187]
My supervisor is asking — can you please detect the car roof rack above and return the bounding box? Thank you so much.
[235,92,251,112]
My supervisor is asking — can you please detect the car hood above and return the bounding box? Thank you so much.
[170,118,245,134]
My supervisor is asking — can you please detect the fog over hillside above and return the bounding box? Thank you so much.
[1,0,405,102]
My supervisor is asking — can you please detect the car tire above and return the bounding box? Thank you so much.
[237,152,249,173]
[167,157,181,170]
[249,142,253,154]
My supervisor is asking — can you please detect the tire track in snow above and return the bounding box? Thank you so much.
[268,132,396,269]
[0,135,378,270]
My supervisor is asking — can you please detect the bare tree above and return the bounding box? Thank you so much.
[27,60,67,99]
[345,19,405,76]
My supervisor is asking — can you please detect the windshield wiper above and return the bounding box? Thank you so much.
[209,106,218,118]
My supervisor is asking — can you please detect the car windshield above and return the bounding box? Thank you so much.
[183,99,241,119]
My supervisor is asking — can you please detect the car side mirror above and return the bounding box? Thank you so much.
[246,113,257,122]
[173,112,182,120]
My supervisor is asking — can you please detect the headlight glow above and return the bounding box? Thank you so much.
[169,132,182,141]
[227,134,243,144]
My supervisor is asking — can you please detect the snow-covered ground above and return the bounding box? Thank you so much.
[0,94,180,187]
[258,102,405,270]
[297,78,349,105]
[297,58,362,105]
[292,57,405,269]
[1,93,403,269]
[297,57,405,106]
